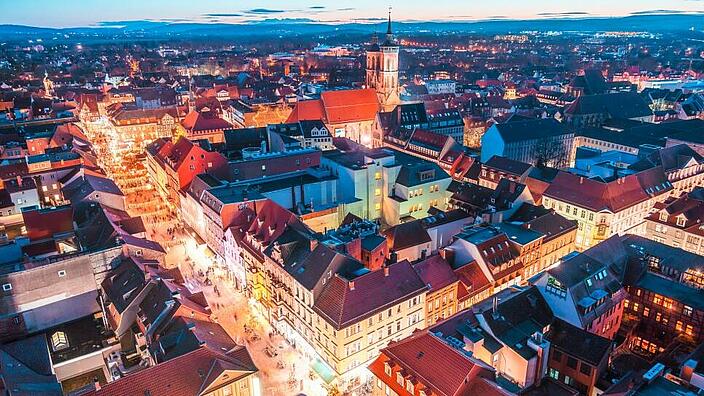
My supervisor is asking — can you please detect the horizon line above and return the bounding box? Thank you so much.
[3,10,704,30]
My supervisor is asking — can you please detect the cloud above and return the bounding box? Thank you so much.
[203,13,243,17]
[357,17,386,21]
[630,9,688,15]
[309,6,326,9]
[252,18,316,24]
[537,11,591,17]
[337,8,356,11]
[246,8,286,14]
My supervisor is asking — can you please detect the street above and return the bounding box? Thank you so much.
[80,118,331,396]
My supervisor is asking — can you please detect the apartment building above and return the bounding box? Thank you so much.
[644,187,704,255]
[227,200,429,379]
[543,169,671,250]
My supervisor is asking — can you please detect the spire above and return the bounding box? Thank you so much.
[385,6,394,44]
[386,7,392,35]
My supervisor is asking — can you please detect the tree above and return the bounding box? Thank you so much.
[533,135,567,168]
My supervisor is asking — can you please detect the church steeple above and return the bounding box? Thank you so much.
[366,7,400,113]
[385,7,394,45]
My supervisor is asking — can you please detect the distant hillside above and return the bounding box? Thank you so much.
[0,13,702,41]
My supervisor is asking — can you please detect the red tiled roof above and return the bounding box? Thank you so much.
[321,89,379,124]
[412,255,458,292]
[182,110,232,132]
[22,206,74,241]
[454,260,491,300]
[288,89,379,124]
[368,331,507,396]
[449,154,478,181]
[286,99,325,123]
[0,162,29,180]
[85,347,257,396]
[313,260,427,330]
[409,129,450,150]
[544,171,652,213]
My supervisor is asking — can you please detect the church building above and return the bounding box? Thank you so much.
[365,10,400,111]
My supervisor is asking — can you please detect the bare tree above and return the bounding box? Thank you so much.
[533,135,567,168]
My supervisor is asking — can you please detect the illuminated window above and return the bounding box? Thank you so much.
[375,188,381,196]
[684,305,693,317]
[50,331,69,352]
[375,203,381,211]
[375,172,382,180]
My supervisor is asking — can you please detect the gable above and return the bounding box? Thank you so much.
[199,369,253,395]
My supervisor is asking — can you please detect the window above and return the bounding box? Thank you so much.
[684,305,693,317]
[676,320,684,332]
[1,283,11,291]
[375,203,381,211]
[580,363,592,376]
[564,375,573,386]
[566,356,578,369]
[50,331,69,351]
[58,270,66,277]
[552,350,563,362]
[375,171,382,180]
[375,188,381,196]
[677,217,686,227]
[653,294,662,305]
[261,165,266,171]
[548,368,559,380]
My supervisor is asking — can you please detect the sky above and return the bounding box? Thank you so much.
[2,0,704,28]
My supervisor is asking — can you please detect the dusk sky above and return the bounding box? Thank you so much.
[2,0,704,27]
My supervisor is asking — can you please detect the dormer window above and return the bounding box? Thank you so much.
[677,216,686,227]
[659,212,668,222]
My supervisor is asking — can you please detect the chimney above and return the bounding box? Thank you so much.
[384,266,390,277]
[93,377,101,391]
[349,281,355,291]
[16,175,22,187]
[579,176,584,184]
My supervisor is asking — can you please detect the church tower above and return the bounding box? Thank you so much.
[366,8,400,110]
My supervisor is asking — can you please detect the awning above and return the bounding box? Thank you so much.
[311,358,336,384]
